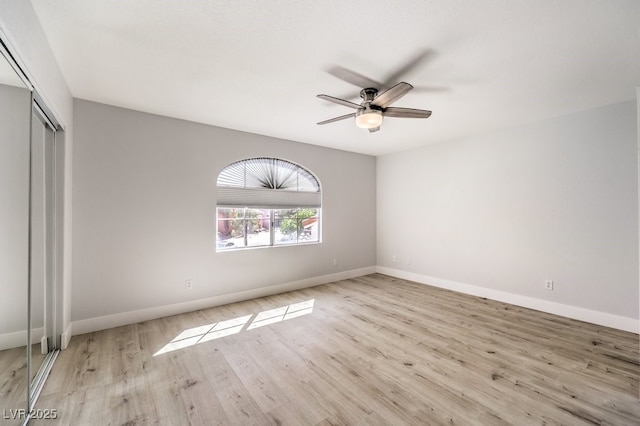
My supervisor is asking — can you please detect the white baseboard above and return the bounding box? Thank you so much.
[0,327,45,351]
[376,266,638,333]
[69,266,376,338]
[0,330,26,350]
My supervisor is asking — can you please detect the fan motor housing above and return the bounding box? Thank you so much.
[360,88,378,103]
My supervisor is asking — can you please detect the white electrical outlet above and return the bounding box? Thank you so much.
[185,279,192,290]
[544,280,553,290]
[333,258,338,266]
[406,257,412,265]
[392,255,397,263]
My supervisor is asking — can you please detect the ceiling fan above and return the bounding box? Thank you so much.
[316,82,432,133]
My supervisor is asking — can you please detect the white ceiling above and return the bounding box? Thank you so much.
[30,0,640,156]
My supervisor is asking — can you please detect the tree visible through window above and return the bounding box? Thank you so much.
[216,158,321,250]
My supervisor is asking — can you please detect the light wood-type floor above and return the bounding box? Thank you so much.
[1,343,47,425]
[0,346,28,424]
[33,274,639,425]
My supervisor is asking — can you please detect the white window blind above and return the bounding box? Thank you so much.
[217,158,321,207]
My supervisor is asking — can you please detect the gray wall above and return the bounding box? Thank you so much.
[377,100,638,321]
[72,99,376,322]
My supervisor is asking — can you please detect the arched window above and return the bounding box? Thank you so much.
[216,157,321,250]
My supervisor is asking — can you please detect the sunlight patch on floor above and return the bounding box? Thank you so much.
[248,299,315,330]
[153,299,315,356]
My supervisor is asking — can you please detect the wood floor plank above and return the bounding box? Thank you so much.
[0,346,28,416]
[31,273,639,425]
[223,344,289,414]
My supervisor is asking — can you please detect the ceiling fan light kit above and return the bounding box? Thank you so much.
[317,81,431,132]
[355,108,383,129]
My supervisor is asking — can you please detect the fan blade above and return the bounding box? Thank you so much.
[317,113,356,125]
[371,82,413,108]
[317,94,362,109]
[383,107,432,119]
[327,66,382,90]
[411,86,450,94]
[368,126,380,133]
[382,49,434,88]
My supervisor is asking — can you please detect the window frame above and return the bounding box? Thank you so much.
[216,206,321,251]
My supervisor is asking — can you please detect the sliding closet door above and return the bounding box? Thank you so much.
[0,76,32,426]
[29,109,57,387]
